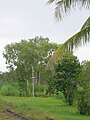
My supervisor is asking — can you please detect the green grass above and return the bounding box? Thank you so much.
[0,96,90,120]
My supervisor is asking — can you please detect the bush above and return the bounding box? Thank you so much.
[0,82,19,96]
[34,84,48,97]
[78,87,90,115]
[0,81,48,97]
[54,91,64,99]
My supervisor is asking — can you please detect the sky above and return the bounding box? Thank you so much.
[0,0,90,72]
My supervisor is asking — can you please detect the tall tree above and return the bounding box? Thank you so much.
[3,36,59,84]
[48,52,80,105]
[3,36,59,96]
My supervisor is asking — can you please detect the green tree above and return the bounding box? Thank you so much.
[3,36,59,96]
[50,53,80,105]
[0,71,16,82]
[79,61,90,88]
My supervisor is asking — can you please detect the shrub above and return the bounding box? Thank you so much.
[78,87,90,115]
[0,82,19,96]
[34,84,48,97]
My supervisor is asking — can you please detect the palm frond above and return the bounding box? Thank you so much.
[81,17,90,30]
[47,0,55,4]
[47,16,90,67]
[48,24,90,67]
[47,0,90,20]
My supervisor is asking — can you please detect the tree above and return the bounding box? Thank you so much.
[47,0,90,66]
[47,0,90,113]
[79,61,90,88]
[49,52,80,105]
[0,71,16,82]
[3,36,59,83]
[3,36,59,96]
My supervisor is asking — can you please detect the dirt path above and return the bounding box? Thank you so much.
[0,99,30,120]
[0,110,30,120]
[0,112,20,120]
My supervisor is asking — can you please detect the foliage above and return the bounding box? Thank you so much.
[0,80,48,97]
[78,86,90,115]
[49,52,80,105]
[34,84,48,97]
[3,36,59,95]
[47,0,90,66]
[78,61,90,115]
[0,81,19,96]
[48,17,90,66]
[47,0,90,20]
[0,71,17,82]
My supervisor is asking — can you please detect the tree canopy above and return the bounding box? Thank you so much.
[48,52,81,105]
[3,36,59,84]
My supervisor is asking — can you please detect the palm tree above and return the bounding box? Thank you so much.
[48,0,90,20]
[47,0,90,65]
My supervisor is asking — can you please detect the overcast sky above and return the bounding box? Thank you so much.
[0,0,90,72]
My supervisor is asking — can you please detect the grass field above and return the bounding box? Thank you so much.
[0,96,90,120]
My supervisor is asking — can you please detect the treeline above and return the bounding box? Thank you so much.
[0,36,59,96]
[0,36,90,115]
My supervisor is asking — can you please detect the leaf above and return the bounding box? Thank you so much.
[47,0,90,20]
[48,17,90,66]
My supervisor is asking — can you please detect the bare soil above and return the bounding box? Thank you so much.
[0,111,20,120]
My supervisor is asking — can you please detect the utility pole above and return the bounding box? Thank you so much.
[32,66,35,98]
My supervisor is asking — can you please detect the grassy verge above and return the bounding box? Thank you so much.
[0,96,90,120]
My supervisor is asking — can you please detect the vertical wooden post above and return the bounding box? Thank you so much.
[32,66,35,98]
